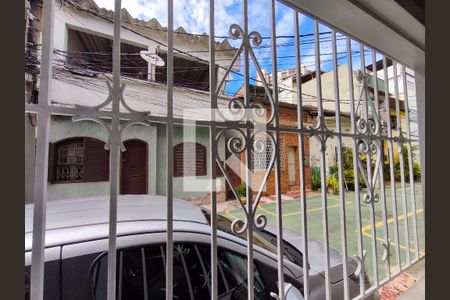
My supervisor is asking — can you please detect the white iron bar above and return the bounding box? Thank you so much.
[271,1,286,299]
[141,248,149,300]
[372,51,391,280]
[106,1,122,300]
[209,0,219,298]
[30,0,54,299]
[331,30,350,300]
[392,62,411,266]
[314,20,332,300]
[117,251,123,300]
[382,57,402,274]
[346,37,365,296]
[166,0,174,299]
[242,1,255,299]
[401,65,420,261]
[360,45,379,287]
[294,10,310,300]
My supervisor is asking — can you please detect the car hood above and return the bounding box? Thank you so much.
[264,225,358,283]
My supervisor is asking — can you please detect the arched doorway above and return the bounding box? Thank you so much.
[121,139,148,194]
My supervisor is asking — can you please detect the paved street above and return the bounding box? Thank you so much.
[223,183,425,281]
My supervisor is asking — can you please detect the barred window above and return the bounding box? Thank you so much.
[251,137,285,170]
[48,137,109,183]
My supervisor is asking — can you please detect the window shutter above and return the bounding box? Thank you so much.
[174,143,184,177]
[48,142,56,182]
[173,143,207,177]
[84,138,109,182]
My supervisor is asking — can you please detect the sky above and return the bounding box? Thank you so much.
[93,0,382,96]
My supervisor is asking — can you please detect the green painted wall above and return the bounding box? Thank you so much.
[48,116,226,201]
[48,116,157,200]
[156,124,226,200]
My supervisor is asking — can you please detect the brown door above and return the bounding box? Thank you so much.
[121,139,148,194]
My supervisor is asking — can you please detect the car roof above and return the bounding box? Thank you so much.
[25,195,209,250]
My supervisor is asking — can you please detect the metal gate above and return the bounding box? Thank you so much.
[25,0,425,299]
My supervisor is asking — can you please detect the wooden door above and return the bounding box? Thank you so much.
[288,146,296,186]
[121,140,148,194]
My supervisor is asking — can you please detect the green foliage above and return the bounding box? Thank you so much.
[311,167,321,190]
[326,174,339,193]
[236,183,246,198]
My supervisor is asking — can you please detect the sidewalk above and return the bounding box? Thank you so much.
[380,259,425,300]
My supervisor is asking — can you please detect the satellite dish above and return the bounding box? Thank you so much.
[140,51,165,66]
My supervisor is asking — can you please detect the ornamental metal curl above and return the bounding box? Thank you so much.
[353,250,367,277]
[354,71,384,205]
[214,128,276,234]
[382,239,392,262]
[215,24,275,125]
[72,81,150,151]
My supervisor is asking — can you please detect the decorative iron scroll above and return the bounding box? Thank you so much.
[212,24,280,235]
[355,71,383,205]
[215,24,275,125]
[72,81,150,151]
[215,128,275,234]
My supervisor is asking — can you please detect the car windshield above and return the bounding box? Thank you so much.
[201,209,301,266]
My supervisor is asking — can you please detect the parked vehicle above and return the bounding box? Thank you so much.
[25,195,377,299]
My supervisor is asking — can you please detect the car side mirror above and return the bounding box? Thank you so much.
[270,283,304,300]
[286,285,304,300]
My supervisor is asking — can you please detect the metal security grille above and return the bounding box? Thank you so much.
[25,0,424,300]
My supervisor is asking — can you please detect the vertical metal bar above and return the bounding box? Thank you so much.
[393,62,411,266]
[166,0,174,299]
[372,51,391,281]
[208,0,218,299]
[383,57,401,274]
[360,45,379,286]
[346,38,365,295]
[141,248,149,300]
[294,10,310,300]
[401,65,420,261]
[271,1,285,299]
[107,1,122,300]
[30,0,54,299]
[331,30,349,300]
[117,251,123,300]
[242,1,254,299]
[314,20,331,300]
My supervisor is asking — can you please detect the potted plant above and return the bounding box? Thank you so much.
[326,174,339,194]
[236,183,247,204]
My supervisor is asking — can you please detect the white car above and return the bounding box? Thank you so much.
[25,195,377,299]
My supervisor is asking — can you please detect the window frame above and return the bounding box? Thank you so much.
[173,142,207,177]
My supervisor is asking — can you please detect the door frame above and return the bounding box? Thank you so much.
[120,139,148,195]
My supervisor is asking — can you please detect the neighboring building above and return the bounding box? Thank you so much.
[234,84,313,196]
[283,64,406,172]
[24,0,240,203]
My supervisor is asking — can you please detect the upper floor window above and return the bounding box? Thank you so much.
[173,142,207,177]
[48,137,109,183]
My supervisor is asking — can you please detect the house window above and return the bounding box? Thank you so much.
[56,141,84,181]
[173,142,207,177]
[49,137,109,183]
[251,137,285,170]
